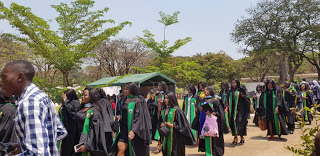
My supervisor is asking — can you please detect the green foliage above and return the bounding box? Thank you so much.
[237,49,278,82]
[231,0,320,80]
[33,76,65,104]
[138,11,192,64]
[192,51,241,84]
[132,60,204,87]
[285,104,320,155]
[0,0,131,86]
[138,30,192,62]
[157,11,180,26]
[133,52,240,87]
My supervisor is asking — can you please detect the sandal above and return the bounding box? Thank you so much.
[153,144,162,154]
[232,137,238,145]
[239,137,245,145]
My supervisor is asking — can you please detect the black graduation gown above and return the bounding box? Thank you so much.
[297,90,314,122]
[182,94,199,126]
[151,93,165,140]
[182,94,200,112]
[99,98,114,151]
[219,89,229,109]
[259,89,289,136]
[252,93,261,126]
[0,103,17,143]
[282,88,297,125]
[59,100,82,156]
[147,98,158,140]
[227,88,250,136]
[110,96,152,156]
[160,106,195,156]
[198,98,228,156]
[79,107,109,156]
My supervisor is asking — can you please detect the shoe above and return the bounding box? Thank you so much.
[290,130,294,134]
[269,135,274,141]
[232,137,238,145]
[153,145,162,154]
[239,140,245,145]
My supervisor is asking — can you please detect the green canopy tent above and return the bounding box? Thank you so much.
[87,72,176,96]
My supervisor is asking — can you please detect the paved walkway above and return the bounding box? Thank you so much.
[150,117,311,156]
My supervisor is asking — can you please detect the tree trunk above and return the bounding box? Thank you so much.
[62,71,67,87]
[278,53,288,84]
[62,71,70,87]
[66,72,70,87]
[288,62,294,82]
[317,66,320,80]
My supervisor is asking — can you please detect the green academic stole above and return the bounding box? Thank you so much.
[127,102,135,156]
[162,108,176,156]
[264,91,280,134]
[229,91,239,135]
[185,97,197,140]
[81,109,93,156]
[221,92,229,129]
[204,103,214,156]
[154,95,164,140]
[302,92,308,121]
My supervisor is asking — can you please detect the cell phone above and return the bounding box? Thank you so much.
[74,142,84,153]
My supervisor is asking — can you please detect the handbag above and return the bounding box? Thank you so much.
[258,117,267,131]
[157,126,169,137]
[191,113,200,130]
[201,115,219,137]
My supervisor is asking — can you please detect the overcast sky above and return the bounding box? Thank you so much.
[0,0,259,60]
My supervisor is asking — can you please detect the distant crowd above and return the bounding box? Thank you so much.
[1,60,320,156]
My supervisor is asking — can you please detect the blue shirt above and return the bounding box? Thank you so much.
[15,83,67,156]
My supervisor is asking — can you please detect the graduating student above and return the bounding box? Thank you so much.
[252,85,263,126]
[0,91,17,143]
[259,79,289,140]
[226,79,250,145]
[58,89,82,156]
[75,88,109,156]
[219,82,229,109]
[182,85,199,141]
[160,92,195,156]
[98,88,114,151]
[111,82,152,156]
[197,87,228,156]
[197,82,207,100]
[153,81,169,153]
[282,81,297,134]
[146,89,158,140]
[298,82,313,124]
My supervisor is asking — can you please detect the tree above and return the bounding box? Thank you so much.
[133,57,205,87]
[91,38,155,77]
[238,50,278,82]
[0,0,131,86]
[0,36,30,67]
[192,51,240,84]
[231,0,319,83]
[138,11,192,64]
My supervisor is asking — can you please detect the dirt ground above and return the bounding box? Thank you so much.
[149,116,312,156]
